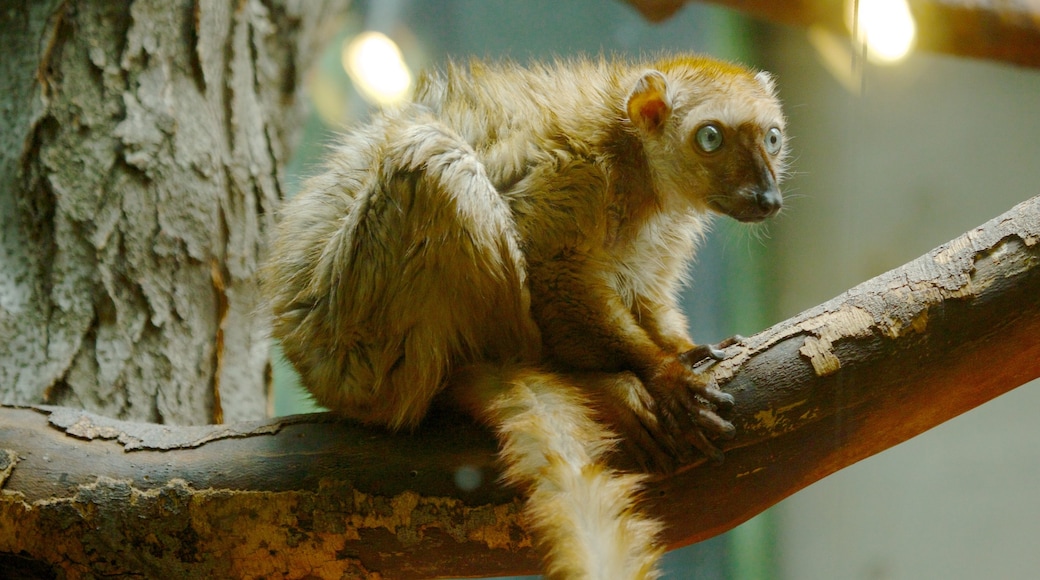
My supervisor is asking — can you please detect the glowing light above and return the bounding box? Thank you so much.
[342,31,412,105]
[848,0,917,63]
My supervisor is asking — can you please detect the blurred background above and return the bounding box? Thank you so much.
[272,1,1040,577]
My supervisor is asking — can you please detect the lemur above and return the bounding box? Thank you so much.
[263,54,787,579]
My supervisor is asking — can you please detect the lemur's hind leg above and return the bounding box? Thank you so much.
[272,117,539,428]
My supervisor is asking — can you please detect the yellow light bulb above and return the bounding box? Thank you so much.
[848,0,917,63]
[342,31,412,105]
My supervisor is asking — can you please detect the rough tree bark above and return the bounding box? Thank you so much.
[1,195,1037,579]
[0,0,351,424]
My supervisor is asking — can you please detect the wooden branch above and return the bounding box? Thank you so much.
[2,194,1039,578]
[624,0,1040,69]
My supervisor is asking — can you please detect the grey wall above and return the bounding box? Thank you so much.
[766,30,1040,580]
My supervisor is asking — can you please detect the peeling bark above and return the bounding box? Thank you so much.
[2,195,1038,579]
[0,0,352,424]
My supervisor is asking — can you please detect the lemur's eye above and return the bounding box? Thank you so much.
[694,123,723,153]
[764,127,783,155]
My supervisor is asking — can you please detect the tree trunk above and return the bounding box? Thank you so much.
[1,194,1037,579]
[0,0,351,424]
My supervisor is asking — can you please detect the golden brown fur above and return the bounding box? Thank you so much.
[263,54,787,579]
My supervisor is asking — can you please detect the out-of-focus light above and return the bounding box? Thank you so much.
[342,31,412,105]
[847,0,917,63]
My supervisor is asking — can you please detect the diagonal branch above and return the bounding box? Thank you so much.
[1,195,1039,579]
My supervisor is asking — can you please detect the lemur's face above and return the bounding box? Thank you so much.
[627,62,788,222]
[684,115,785,223]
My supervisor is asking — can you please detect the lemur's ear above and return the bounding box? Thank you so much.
[754,70,778,97]
[626,70,671,134]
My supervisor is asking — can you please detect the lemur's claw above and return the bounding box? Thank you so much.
[679,335,744,367]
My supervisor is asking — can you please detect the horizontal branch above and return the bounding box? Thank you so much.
[625,0,1040,69]
[2,195,1039,578]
